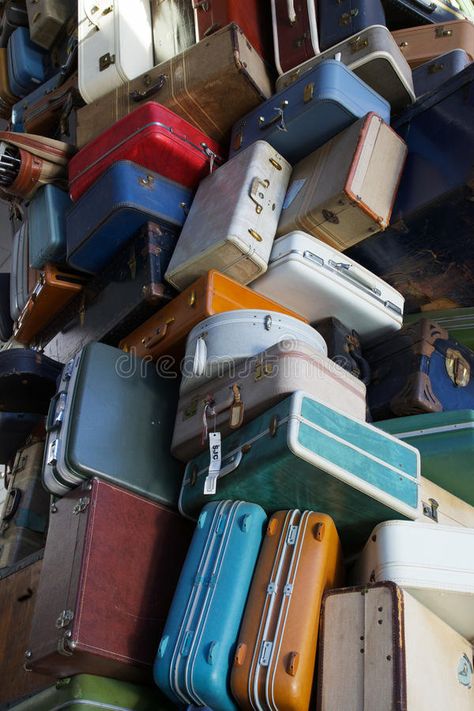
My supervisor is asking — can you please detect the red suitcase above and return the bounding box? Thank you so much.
[271,0,320,75]
[68,101,225,202]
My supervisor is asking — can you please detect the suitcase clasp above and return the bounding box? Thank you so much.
[349,36,369,53]
[435,27,453,38]
[99,52,115,72]
[445,348,470,387]
[258,101,288,132]
[339,8,359,25]
[422,498,439,523]
[259,641,273,667]
[249,177,270,214]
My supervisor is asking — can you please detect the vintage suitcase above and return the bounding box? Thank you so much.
[154,500,266,709]
[165,141,291,291]
[392,19,474,68]
[0,272,13,341]
[275,24,415,112]
[318,0,386,51]
[0,348,61,413]
[0,46,18,115]
[26,0,75,50]
[252,232,404,342]
[353,520,474,642]
[151,0,195,65]
[382,0,474,29]
[42,342,182,503]
[28,185,70,268]
[78,0,153,105]
[276,113,407,249]
[406,307,474,350]
[68,101,223,201]
[0,0,28,48]
[10,220,36,321]
[271,0,319,75]
[413,48,471,97]
[26,478,193,682]
[7,26,49,97]
[75,23,272,149]
[315,317,371,384]
[0,412,43,465]
[11,66,74,133]
[172,342,368,462]
[419,476,474,527]
[365,319,474,420]
[230,59,391,164]
[180,309,326,395]
[318,582,474,711]
[231,510,343,711]
[119,269,307,364]
[66,160,192,276]
[179,391,420,550]
[21,71,81,141]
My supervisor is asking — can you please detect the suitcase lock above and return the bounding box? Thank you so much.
[445,348,470,387]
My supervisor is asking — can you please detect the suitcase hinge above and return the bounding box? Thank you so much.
[72,497,90,515]
[57,630,75,657]
[422,498,439,523]
[99,52,116,72]
[56,609,74,629]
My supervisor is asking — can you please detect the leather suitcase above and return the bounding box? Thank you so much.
[0,272,13,341]
[0,348,61,413]
[0,46,18,116]
[75,23,272,149]
[318,582,474,711]
[119,269,308,364]
[0,0,28,48]
[68,101,224,202]
[151,0,195,65]
[406,306,474,350]
[365,319,474,420]
[382,0,474,30]
[271,0,319,75]
[392,19,474,68]
[315,317,371,384]
[413,48,471,97]
[276,113,407,249]
[154,500,267,709]
[179,391,420,550]
[231,510,343,711]
[0,412,43,464]
[28,184,70,268]
[318,0,386,51]
[42,342,182,504]
[419,476,474,527]
[66,160,192,276]
[353,520,474,642]
[21,71,81,141]
[25,0,75,50]
[230,59,391,165]
[165,142,291,291]
[7,26,49,97]
[26,478,193,682]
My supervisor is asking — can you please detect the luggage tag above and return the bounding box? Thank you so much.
[203,400,221,495]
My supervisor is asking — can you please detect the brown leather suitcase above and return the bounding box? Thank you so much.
[392,19,474,68]
[231,510,344,711]
[26,478,193,683]
[119,269,307,365]
[0,46,18,118]
[22,72,83,139]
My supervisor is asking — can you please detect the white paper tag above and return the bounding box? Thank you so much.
[204,432,221,495]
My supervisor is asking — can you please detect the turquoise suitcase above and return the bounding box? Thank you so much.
[179,392,420,550]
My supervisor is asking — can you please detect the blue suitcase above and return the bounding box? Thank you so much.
[154,500,267,711]
[230,59,390,164]
[28,185,71,268]
[318,0,386,52]
[382,0,473,30]
[413,49,471,97]
[66,160,193,275]
[7,27,50,97]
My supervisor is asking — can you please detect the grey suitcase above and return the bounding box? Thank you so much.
[26,0,75,50]
[10,220,32,321]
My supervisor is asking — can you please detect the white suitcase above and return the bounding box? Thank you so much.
[353,520,474,642]
[419,477,474,528]
[164,141,292,292]
[180,309,327,395]
[171,339,367,461]
[276,113,408,250]
[150,0,196,65]
[78,0,154,105]
[252,231,404,343]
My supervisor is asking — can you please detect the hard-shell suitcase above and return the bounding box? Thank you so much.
[231,510,343,711]
[179,391,420,550]
[251,232,404,342]
[11,67,72,133]
[419,476,474,527]
[353,520,474,642]
[154,500,267,710]
[0,272,13,341]
[275,24,415,112]
[10,219,37,321]
[27,478,193,682]
[0,412,43,464]
[180,309,327,395]
[42,342,182,503]
[315,317,371,384]
[165,142,291,291]
[78,0,153,105]
[150,0,196,65]
[318,0,386,51]
[230,59,391,165]
[20,71,81,140]
[0,348,61,413]
[172,342,368,462]
[66,160,192,276]
[68,101,223,202]
[25,0,75,50]
[365,319,474,420]
[382,0,474,30]
[406,306,474,350]
[7,26,49,97]
[75,24,272,148]
[271,0,319,75]
[413,48,471,97]
[276,113,407,249]
[28,185,70,268]
[318,582,474,711]
[119,269,307,364]
[392,19,474,68]
[0,46,18,115]
[0,0,28,48]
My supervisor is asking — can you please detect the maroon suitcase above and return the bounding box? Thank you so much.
[25,479,193,683]
[271,0,320,74]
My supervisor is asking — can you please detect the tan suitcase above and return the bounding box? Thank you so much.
[419,476,474,528]
[392,20,474,68]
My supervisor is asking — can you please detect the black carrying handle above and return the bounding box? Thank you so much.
[3,488,21,522]
[129,74,167,102]
[411,0,436,13]
[350,348,371,386]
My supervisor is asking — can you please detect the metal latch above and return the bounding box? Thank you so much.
[260,640,273,667]
[72,497,90,515]
[47,439,59,466]
[287,525,298,545]
[55,609,74,629]
[340,8,359,25]
[349,35,369,53]
[428,62,445,74]
[249,177,270,214]
[445,348,470,387]
[422,498,439,523]
[435,27,453,38]
[99,52,115,71]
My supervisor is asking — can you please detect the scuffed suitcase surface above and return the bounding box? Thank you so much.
[0,349,61,413]
[151,0,196,65]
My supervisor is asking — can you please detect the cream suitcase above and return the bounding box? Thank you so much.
[252,231,404,343]
[276,113,408,249]
[165,141,291,291]
[319,582,474,711]
[419,477,474,528]
[180,309,326,395]
[392,19,474,69]
[353,520,474,642]
[78,0,154,105]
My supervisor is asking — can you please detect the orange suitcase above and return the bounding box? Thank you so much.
[392,20,474,68]
[119,269,307,365]
[231,510,344,711]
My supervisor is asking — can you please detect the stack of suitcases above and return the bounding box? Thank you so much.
[0,0,474,709]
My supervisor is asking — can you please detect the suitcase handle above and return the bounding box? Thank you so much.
[287,0,296,24]
[46,391,67,432]
[129,75,167,103]
[214,449,243,480]
[2,487,21,522]
[410,0,437,12]
[327,259,382,296]
[258,102,288,132]
[193,336,207,377]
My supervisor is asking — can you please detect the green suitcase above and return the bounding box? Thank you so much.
[405,307,474,350]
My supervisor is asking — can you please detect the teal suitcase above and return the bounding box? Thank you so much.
[377,410,474,506]
[405,307,474,351]
[179,391,421,550]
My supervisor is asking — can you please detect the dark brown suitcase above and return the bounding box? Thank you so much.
[26,478,193,683]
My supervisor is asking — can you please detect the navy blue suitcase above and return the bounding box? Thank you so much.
[0,412,43,464]
[318,0,386,51]
[0,349,61,414]
[230,59,390,164]
[413,49,471,97]
[0,273,12,342]
[7,26,50,97]
[382,0,472,30]
[66,160,192,275]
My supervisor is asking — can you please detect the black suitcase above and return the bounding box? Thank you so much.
[0,412,43,464]
[0,0,28,47]
[0,349,61,413]
[0,273,12,342]
[314,317,371,385]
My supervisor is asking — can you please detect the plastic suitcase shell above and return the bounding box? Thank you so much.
[413,48,471,97]
[231,510,343,711]
[78,0,153,105]
[0,0,29,49]
[154,500,267,710]
[419,476,474,528]
[165,141,291,291]
[179,392,420,550]
[405,307,474,350]
[0,411,43,464]
[66,160,192,276]
[271,0,319,75]
[26,0,75,50]
[150,0,196,66]
[382,0,474,29]
[230,59,391,165]
[28,184,71,268]
[10,220,37,321]
[7,26,49,97]
[318,0,386,51]
[0,273,12,341]
[392,19,474,68]
[353,520,474,642]
[172,341,367,462]
[68,101,223,202]
[0,348,61,413]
